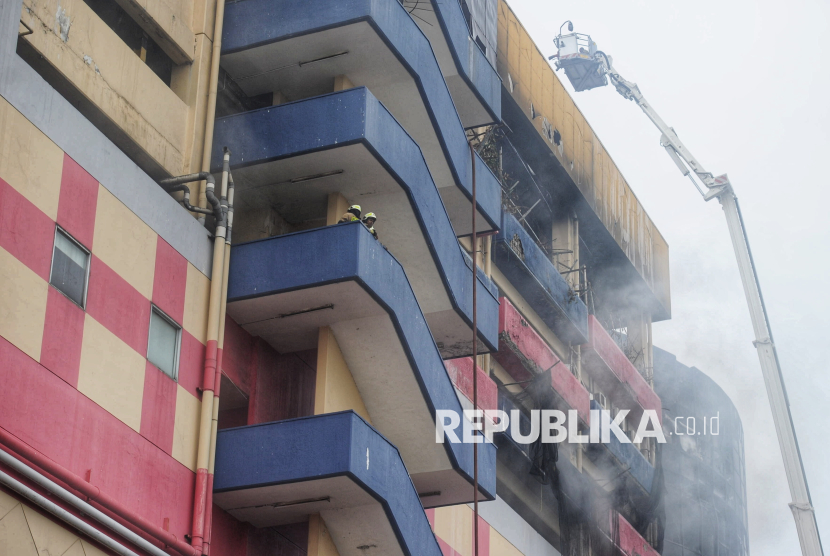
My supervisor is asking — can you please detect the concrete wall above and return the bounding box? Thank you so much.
[497,0,671,318]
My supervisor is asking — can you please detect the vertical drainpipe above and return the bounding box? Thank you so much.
[202,170,234,556]
[196,0,228,223]
[191,149,230,554]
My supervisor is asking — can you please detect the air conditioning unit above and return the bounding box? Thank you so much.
[594,392,608,410]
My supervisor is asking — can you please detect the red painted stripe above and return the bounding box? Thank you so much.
[444,358,498,412]
[425,508,435,529]
[152,237,187,325]
[191,468,209,551]
[496,298,591,424]
[476,514,490,556]
[209,507,248,556]
[57,154,98,249]
[140,361,177,455]
[203,473,215,554]
[40,287,85,387]
[220,315,255,396]
[0,177,55,280]
[178,330,205,399]
[86,255,151,355]
[615,511,659,556]
[436,537,457,556]
[0,335,195,543]
[203,340,219,392]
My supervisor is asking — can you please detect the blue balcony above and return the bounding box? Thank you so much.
[214,411,442,554]
[587,400,655,494]
[212,88,498,357]
[402,0,501,127]
[220,0,501,235]
[226,223,496,507]
[492,211,589,344]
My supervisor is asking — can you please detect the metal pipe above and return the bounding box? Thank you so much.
[159,173,224,226]
[0,449,165,556]
[0,428,197,556]
[196,0,229,223]
[469,141,479,556]
[202,171,234,556]
[190,149,230,554]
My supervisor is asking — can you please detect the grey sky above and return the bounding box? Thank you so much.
[509,0,830,553]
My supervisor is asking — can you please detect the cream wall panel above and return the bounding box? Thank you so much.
[490,529,524,556]
[434,505,473,556]
[0,247,48,362]
[21,505,78,556]
[183,262,210,344]
[62,540,86,556]
[172,384,201,471]
[93,185,157,299]
[80,539,110,556]
[112,0,195,64]
[0,505,38,556]
[0,97,63,220]
[0,490,17,521]
[315,327,372,423]
[77,315,146,431]
[20,0,188,175]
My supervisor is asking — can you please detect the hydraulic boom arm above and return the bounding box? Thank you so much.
[601,58,823,556]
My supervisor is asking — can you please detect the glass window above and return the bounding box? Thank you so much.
[49,228,90,308]
[147,307,180,380]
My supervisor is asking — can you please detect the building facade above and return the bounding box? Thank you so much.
[1,0,673,555]
[653,348,749,556]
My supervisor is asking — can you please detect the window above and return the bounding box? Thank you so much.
[147,307,181,380]
[49,228,90,308]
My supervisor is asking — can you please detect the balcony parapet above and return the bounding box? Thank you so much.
[611,511,660,556]
[226,223,495,507]
[582,315,662,423]
[214,411,443,554]
[494,297,590,424]
[588,400,655,494]
[219,0,501,235]
[493,210,589,345]
[212,87,498,356]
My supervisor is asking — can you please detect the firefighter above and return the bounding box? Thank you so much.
[338,205,361,223]
[363,212,378,240]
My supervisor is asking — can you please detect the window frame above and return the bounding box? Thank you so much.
[146,304,182,382]
[48,225,91,310]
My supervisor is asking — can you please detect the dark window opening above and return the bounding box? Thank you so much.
[80,0,173,85]
[217,374,250,430]
[49,228,90,308]
[216,68,275,118]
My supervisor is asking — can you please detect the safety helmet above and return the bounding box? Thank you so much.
[364,212,377,221]
[347,205,362,216]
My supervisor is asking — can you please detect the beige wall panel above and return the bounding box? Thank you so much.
[489,527,524,556]
[80,539,110,556]
[0,247,48,362]
[21,0,188,176]
[78,315,146,431]
[307,514,341,556]
[0,505,38,556]
[112,0,195,64]
[314,327,372,423]
[92,185,157,299]
[21,505,79,556]
[172,33,212,175]
[191,0,217,39]
[497,0,671,317]
[434,505,473,556]
[183,262,210,344]
[0,97,64,220]
[491,265,568,359]
[172,384,201,471]
[0,490,18,521]
[62,540,86,556]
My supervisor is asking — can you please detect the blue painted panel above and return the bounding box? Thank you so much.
[215,412,442,556]
[589,400,655,492]
[227,223,497,498]
[214,88,498,349]
[493,210,589,344]
[428,0,501,122]
[220,0,502,230]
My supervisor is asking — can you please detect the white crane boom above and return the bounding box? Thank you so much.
[551,26,823,556]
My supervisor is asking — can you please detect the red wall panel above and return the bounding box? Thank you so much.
[0,177,55,280]
[57,155,98,249]
[0,336,195,542]
[151,237,187,325]
[178,330,205,399]
[86,255,151,355]
[140,361,177,455]
[40,287,85,387]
